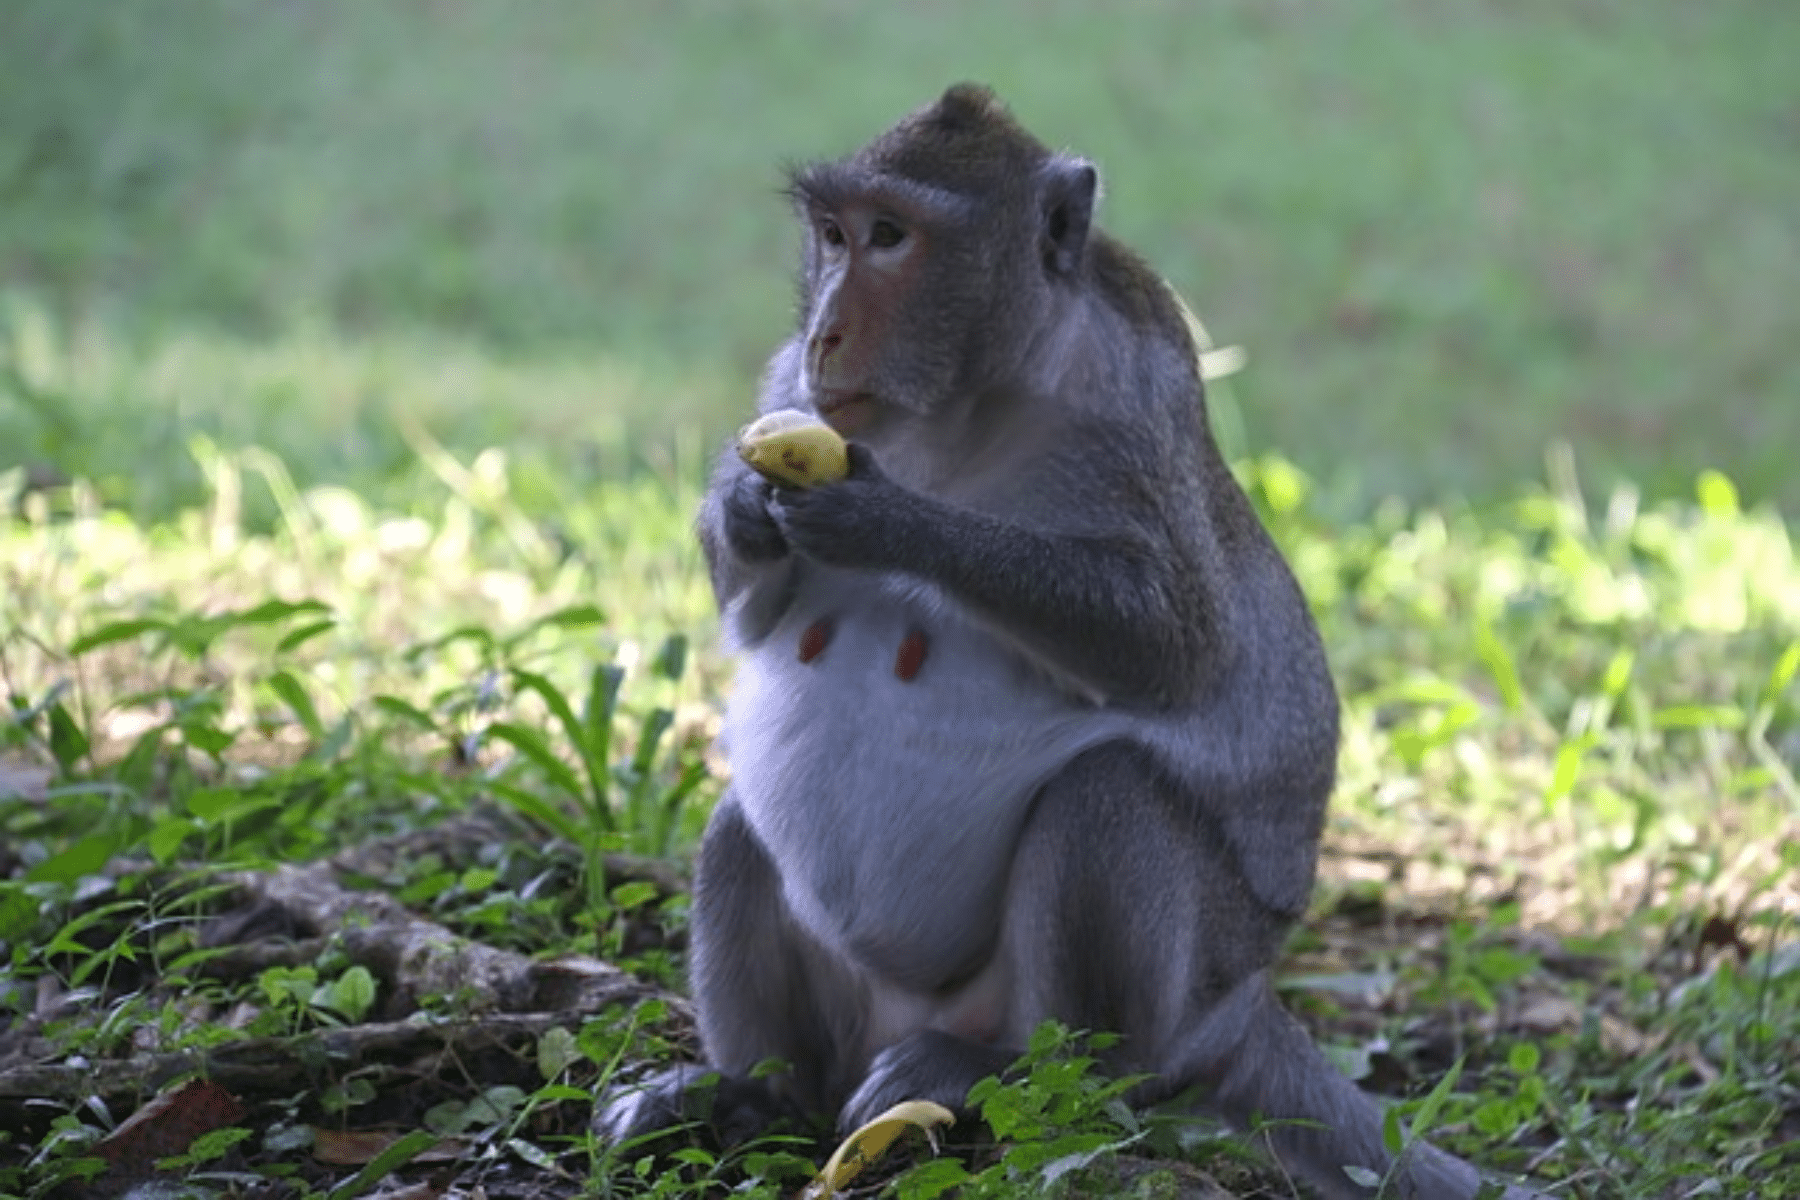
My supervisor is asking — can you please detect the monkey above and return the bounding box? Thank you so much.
[599,84,1535,1200]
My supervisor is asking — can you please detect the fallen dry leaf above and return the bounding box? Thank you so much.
[312,1127,463,1166]
[1515,994,1584,1034]
[94,1079,246,1173]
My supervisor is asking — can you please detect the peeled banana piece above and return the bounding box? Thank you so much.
[737,410,850,488]
[805,1099,956,1198]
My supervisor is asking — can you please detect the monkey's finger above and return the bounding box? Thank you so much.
[806,1100,955,1198]
[842,441,881,480]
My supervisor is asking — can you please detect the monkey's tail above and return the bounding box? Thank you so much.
[1169,972,1532,1200]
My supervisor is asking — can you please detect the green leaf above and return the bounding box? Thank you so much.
[325,966,377,1023]
[324,1129,439,1200]
[584,663,626,779]
[27,833,119,883]
[268,670,324,739]
[1474,946,1537,987]
[373,695,439,730]
[1765,640,1800,703]
[47,702,89,772]
[653,633,688,681]
[1652,704,1745,730]
[654,760,710,855]
[148,817,197,864]
[165,613,236,658]
[538,1026,580,1080]
[631,707,674,779]
[1406,1058,1463,1142]
[512,669,607,812]
[489,781,582,844]
[276,619,337,653]
[1380,1102,1404,1155]
[0,885,39,942]
[186,786,241,821]
[238,598,332,624]
[43,899,142,957]
[504,1136,559,1170]
[897,1157,974,1200]
[1600,650,1635,698]
[1256,456,1309,515]
[69,618,168,656]
[487,720,586,803]
[1472,615,1522,712]
[1508,1042,1541,1074]
[181,721,236,756]
[610,880,658,911]
[1695,468,1739,517]
[1543,733,1597,813]
[406,625,496,663]
[524,603,607,635]
[398,869,456,905]
[157,1125,251,1169]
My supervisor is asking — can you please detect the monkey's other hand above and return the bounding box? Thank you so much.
[721,471,790,564]
[838,1030,1014,1135]
[594,1065,795,1148]
[770,443,913,570]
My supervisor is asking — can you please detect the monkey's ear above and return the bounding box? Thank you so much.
[1040,156,1097,277]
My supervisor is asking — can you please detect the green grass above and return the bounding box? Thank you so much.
[1,444,1796,1195]
[3,0,1798,511]
[2,3,1798,1194]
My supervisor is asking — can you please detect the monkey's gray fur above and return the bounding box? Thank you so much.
[600,84,1538,1200]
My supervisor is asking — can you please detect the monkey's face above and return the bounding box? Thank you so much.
[783,85,1098,433]
[789,178,997,435]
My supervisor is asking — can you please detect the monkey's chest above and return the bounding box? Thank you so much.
[725,575,1129,987]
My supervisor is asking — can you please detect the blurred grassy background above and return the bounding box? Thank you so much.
[2,0,1796,519]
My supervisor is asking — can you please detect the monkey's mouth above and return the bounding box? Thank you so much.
[817,391,881,437]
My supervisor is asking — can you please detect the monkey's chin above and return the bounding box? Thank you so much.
[817,392,882,437]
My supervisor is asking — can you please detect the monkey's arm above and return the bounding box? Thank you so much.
[698,449,802,646]
[771,446,1221,706]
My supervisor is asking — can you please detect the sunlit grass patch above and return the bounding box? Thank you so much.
[2,447,1796,1194]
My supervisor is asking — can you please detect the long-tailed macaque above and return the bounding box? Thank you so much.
[602,84,1534,1199]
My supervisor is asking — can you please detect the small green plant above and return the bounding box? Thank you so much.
[155,1124,253,1173]
[895,1023,1151,1199]
[480,628,708,921]
[250,962,378,1036]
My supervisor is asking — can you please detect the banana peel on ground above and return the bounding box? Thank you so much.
[803,1099,957,1199]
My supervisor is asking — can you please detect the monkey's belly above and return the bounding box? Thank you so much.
[725,578,1134,988]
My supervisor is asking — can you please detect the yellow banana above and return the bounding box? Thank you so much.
[737,410,850,488]
[805,1099,956,1198]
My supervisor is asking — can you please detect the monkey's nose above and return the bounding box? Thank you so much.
[811,332,843,364]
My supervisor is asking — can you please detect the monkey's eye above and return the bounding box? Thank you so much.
[819,220,847,248]
[869,219,906,249]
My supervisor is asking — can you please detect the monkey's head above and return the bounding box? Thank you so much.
[785,84,1098,436]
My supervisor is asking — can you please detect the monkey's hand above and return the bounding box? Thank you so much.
[720,469,791,564]
[769,443,914,570]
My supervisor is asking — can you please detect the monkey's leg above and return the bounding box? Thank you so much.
[847,744,1515,1198]
[1029,745,1521,1199]
[596,791,865,1144]
[841,741,1280,1132]
[1166,971,1525,1200]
